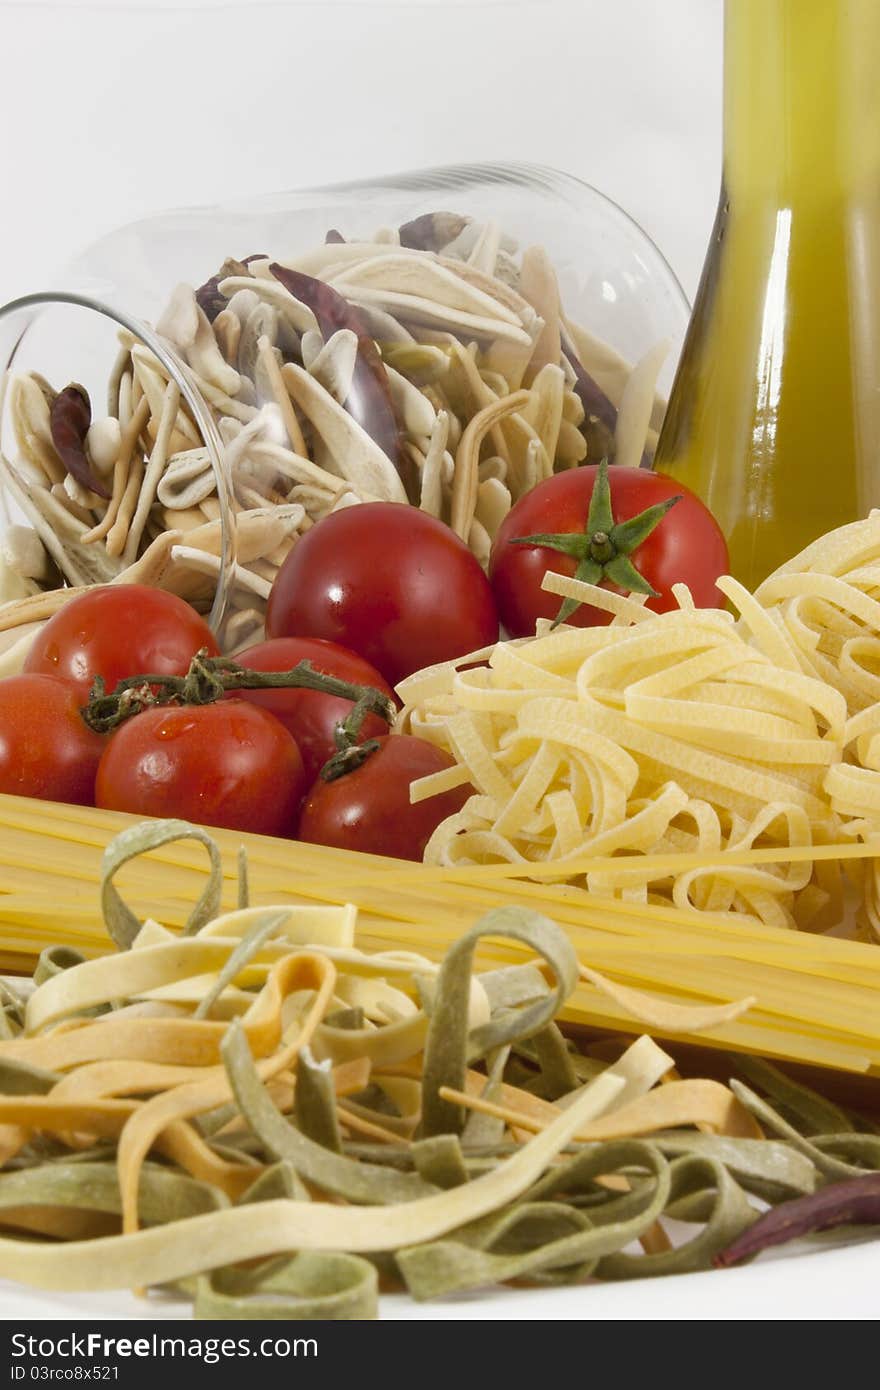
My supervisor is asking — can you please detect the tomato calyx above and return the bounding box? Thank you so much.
[509,459,683,625]
[80,647,397,777]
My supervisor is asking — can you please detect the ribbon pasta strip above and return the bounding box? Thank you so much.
[0,820,875,1315]
[400,517,880,950]
[402,596,848,929]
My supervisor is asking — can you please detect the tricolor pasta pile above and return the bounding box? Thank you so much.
[401,513,880,941]
[0,819,875,1315]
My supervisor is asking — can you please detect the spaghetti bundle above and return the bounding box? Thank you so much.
[1,796,880,1075]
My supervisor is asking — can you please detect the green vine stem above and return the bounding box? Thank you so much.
[80,649,396,781]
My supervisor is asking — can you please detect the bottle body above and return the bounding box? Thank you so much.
[655,0,880,588]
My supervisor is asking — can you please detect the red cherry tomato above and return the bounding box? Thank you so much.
[0,674,105,806]
[96,700,307,836]
[266,503,499,686]
[489,467,730,636]
[297,735,470,861]
[234,636,397,786]
[25,585,219,704]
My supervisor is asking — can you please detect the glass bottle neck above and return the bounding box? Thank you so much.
[723,0,880,202]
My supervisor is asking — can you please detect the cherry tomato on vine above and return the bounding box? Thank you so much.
[297,735,470,861]
[95,700,307,836]
[234,637,397,786]
[0,674,105,806]
[25,585,219,704]
[266,503,500,686]
[489,463,730,636]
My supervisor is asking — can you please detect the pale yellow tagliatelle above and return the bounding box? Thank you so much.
[400,515,880,939]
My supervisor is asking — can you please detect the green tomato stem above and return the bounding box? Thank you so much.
[80,650,397,773]
[509,459,682,626]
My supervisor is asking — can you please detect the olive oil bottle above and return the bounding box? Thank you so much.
[654,0,880,588]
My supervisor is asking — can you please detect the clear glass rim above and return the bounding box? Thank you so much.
[0,289,234,636]
[310,161,691,312]
[62,160,691,318]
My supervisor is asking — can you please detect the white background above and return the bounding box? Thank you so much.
[0,0,722,307]
[1,1235,878,1319]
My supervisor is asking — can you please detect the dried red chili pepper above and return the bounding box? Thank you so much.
[714,1173,880,1267]
[398,212,469,252]
[269,263,417,501]
[49,385,110,500]
[195,253,268,322]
